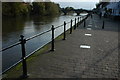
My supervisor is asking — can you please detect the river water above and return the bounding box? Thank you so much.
[2,13,86,72]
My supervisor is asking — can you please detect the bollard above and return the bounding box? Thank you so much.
[74,18,76,30]
[102,21,104,29]
[63,21,66,40]
[51,25,55,51]
[84,20,86,28]
[19,35,28,78]
[70,19,72,34]
[99,13,102,19]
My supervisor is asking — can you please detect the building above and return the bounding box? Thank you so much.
[96,1,120,19]
[96,2,109,16]
[106,1,120,17]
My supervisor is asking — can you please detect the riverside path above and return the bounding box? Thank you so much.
[3,14,119,79]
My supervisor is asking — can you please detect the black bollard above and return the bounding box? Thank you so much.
[70,19,72,34]
[102,21,104,29]
[63,21,66,40]
[74,18,76,30]
[51,25,55,51]
[84,20,86,28]
[99,13,102,19]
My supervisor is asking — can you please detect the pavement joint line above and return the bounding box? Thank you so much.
[80,45,91,49]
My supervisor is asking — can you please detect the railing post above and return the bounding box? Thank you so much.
[51,25,55,51]
[19,35,28,78]
[91,14,92,18]
[63,21,66,40]
[82,16,84,20]
[74,18,76,30]
[102,21,104,29]
[70,19,72,34]
[80,17,81,22]
[84,19,86,28]
[77,17,79,27]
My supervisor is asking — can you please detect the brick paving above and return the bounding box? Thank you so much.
[4,14,119,79]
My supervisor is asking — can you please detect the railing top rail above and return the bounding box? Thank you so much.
[1,42,21,52]
[1,29,52,52]
[54,24,64,29]
[66,21,71,24]
[26,29,51,41]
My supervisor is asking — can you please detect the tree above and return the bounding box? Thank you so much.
[45,2,60,15]
[2,2,30,16]
[65,7,74,11]
[2,2,61,16]
[32,2,46,15]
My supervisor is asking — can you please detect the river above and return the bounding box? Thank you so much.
[2,13,86,72]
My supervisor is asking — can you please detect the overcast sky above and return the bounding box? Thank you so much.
[56,2,98,10]
[22,0,99,10]
[51,0,99,2]
[51,0,99,10]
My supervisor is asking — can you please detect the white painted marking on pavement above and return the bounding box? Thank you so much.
[80,45,91,49]
[87,28,92,30]
[85,34,92,36]
[88,25,92,27]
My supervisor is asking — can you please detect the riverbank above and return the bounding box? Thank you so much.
[3,13,119,79]
[2,22,78,79]
[2,13,82,72]
[2,15,88,79]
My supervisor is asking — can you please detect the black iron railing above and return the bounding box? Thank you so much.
[1,15,89,78]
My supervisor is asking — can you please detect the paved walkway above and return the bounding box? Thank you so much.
[4,14,119,79]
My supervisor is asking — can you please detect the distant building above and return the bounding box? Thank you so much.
[96,2,109,16]
[96,1,120,19]
[106,1,120,17]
